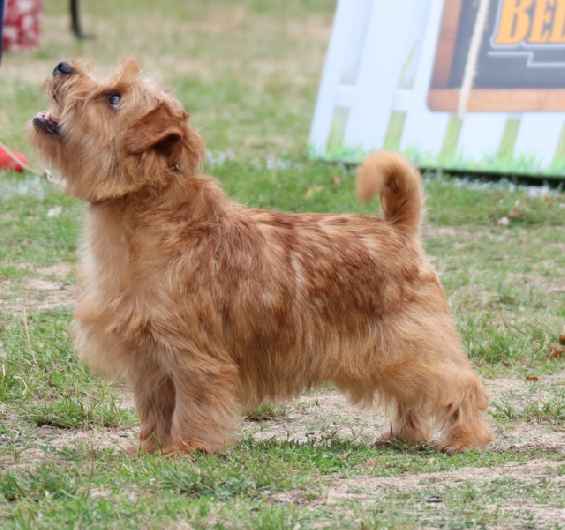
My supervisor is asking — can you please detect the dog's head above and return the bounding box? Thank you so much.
[30,59,204,202]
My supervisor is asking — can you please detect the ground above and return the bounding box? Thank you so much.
[0,1,564,529]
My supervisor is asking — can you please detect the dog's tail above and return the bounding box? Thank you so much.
[356,151,423,237]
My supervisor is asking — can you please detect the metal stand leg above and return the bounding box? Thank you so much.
[70,0,93,39]
[0,0,5,64]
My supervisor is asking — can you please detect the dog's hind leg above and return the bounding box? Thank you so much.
[371,311,492,452]
[375,364,491,452]
[376,402,432,446]
[437,370,492,454]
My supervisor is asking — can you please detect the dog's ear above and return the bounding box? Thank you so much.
[125,103,184,157]
[118,57,141,83]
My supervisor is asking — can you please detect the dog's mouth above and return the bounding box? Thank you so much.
[33,112,61,136]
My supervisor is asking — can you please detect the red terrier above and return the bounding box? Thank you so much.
[31,60,492,454]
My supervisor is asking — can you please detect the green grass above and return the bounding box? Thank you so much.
[1,441,562,529]
[0,310,130,430]
[355,473,565,530]
[461,312,558,369]
[27,396,135,430]
[1,165,562,272]
[0,179,81,266]
[0,0,564,528]
[491,396,565,426]
[246,403,288,422]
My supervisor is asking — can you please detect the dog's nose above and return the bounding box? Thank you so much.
[53,62,75,76]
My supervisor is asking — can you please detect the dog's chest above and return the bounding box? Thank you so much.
[78,208,147,314]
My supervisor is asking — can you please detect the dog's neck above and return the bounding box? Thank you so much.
[81,174,231,302]
[87,174,230,231]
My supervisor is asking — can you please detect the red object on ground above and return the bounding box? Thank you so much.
[0,146,28,172]
[2,0,43,51]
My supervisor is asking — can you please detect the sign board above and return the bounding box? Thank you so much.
[310,0,565,177]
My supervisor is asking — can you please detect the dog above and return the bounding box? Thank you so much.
[30,59,492,455]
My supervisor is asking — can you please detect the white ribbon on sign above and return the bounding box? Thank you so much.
[459,0,491,117]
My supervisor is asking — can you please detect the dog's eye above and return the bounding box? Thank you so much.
[107,93,121,109]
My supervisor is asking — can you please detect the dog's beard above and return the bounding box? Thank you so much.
[43,168,67,189]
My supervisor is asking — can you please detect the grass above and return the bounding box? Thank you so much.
[245,403,288,422]
[491,396,565,426]
[0,0,564,528]
[355,473,565,529]
[1,442,562,529]
[27,396,135,430]
[0,309,132,431]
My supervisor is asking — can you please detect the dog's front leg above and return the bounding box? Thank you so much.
[129,354,176,453]
[162,356,241,455]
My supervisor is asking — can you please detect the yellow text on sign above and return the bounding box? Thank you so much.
[494,0,565,45]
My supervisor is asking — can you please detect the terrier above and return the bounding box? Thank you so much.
[30,59,492,454]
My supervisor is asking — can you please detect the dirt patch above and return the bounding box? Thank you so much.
[505,503,565,529]
[320,461,565,529]
[325,459,563,504]
[242,390,386,445]
[484,374,564,451]
[317,460,565,528]
[13,281,73,314]
[36,263,73,278]
[0,263,75,315]
[24,279,63,292]
[493,422,565,453]
[243,374,564,452]
[486,374,564,405]
[267,459,565,528]
[46,426,137,452]
[3,373,563,472]
[0,424,138,472]
[0,288,73,315]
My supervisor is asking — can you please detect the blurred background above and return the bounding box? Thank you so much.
[1,0,335,164]
[0,3,564,529]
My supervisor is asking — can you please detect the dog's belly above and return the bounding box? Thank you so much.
[216,270,443,404]
[75,208,450,406]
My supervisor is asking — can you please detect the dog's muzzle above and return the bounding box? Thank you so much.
[33,112,61,136]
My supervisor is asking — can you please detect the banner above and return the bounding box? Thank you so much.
[310,0,565,178]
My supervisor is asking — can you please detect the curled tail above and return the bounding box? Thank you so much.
[356,151,423,237]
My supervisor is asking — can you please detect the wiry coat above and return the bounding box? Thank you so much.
[31,60,492,454]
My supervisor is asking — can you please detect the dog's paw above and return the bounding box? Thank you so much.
[437,438,481,455]
[438,443,464,455]
[374,431,398,448]
[125,445,139,456]
[439,424,493,454]
[125,444,152,456]
[161,439,210,457]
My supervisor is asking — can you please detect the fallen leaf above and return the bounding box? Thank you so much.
[549,343,564,359]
